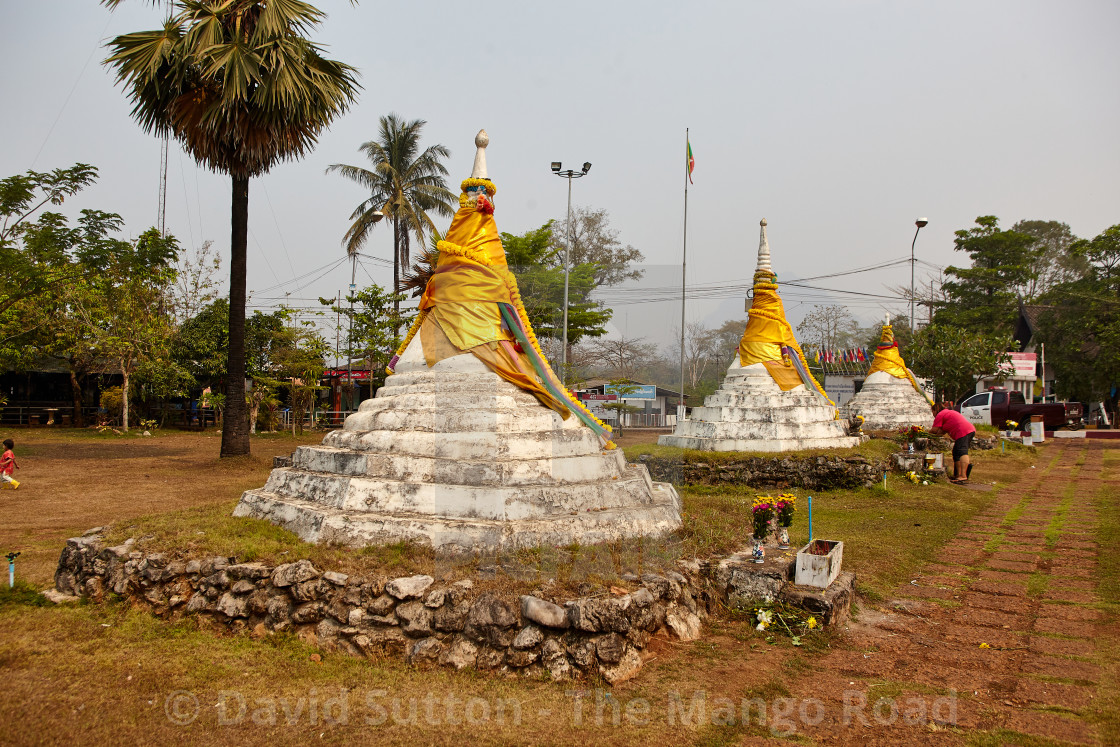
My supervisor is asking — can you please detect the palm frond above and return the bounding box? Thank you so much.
[401,239,441,298]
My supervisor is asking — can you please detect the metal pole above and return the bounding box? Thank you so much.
[911,226,919,331]
[910,219,927,331]
[679,128,689,419]
[348,254,356,412]
[562,174,572,382]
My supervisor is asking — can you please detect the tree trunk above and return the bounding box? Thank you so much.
[221,175,251,456]
[69,367,85,428]
[121,367,130,432]
[392,216,401,317]
[249,398,259,435]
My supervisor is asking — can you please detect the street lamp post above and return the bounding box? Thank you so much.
[550,160,591,382]
[911,217,928,331]
[347,210,384,411]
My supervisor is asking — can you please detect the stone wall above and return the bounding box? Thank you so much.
[640,453,885,489]
[53,531,707,684]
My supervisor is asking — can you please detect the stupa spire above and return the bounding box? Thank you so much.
[755,218,773,278]
[471,129,489,179]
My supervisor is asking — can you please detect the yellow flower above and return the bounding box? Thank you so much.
[979,642,990,649]
[807,617,818,630]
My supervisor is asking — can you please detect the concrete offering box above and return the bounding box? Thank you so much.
[795,540,844,589]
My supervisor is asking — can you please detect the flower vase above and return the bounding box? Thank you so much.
[778,526,790,550]
[752,539,765,564]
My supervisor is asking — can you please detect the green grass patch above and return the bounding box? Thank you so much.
[623,437,899,464]
[966,728,1069,747]
[0,580,48,609]
[1026,572,1049,599]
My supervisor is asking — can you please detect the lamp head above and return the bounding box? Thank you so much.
[582,162,592,174]
[371,210,384,223]
[915,217,929,228]
[551,162,562,173]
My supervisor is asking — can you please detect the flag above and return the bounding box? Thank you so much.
[814,349,820,364]
[686,138,695,184]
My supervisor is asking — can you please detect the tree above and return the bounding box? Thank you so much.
[0,164,128,372]
[76,228,180,430]
[320,283,413,397]
[1034,224,1120,407]
[502,221,611,348]
[862,313,913,351]
[170,239,222,324]
[937,216,1042,335]
[669,321,716,391]
[907,324,1013,403]
[708,318,747,372]
[796,304,860,354]
[583,334,659,381]
[1010,220,1087,300]
[103,0,359,456]
[265,314,330,435]
[601,379,643,437]
[327,114,455,316]
[551,207,645,286]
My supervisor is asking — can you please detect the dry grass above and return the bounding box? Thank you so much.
[0,426,1051,745]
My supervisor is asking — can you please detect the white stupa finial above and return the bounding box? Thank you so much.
[471,129,489,179]
[756,218,772,275]
[884,313,890,327]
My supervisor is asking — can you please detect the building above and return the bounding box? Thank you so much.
[573,379,685,428]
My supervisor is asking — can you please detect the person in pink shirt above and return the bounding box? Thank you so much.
[930,403,976,484]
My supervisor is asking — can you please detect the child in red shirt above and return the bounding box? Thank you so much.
[1,438,19,490]
[930,404,976,484]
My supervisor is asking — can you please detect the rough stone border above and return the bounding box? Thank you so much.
[53,529,853,682]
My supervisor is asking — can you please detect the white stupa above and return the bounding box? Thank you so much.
[235,131,681,550]
[839,316,933,431]
[658,220,861,452]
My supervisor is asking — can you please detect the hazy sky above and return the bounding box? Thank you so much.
[3,1,1118,353]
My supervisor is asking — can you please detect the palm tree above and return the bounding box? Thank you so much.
[327,114,455,314]
[101,0,359,457]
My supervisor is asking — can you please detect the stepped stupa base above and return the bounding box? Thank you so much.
[235,487,681,551]
[659,362,861,453]
[840,371,934,432]
[235,341,682,552]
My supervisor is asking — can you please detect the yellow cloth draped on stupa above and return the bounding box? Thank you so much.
[738,275,831,404]
[398,178,569,418]
[867,323,930,401]
[387,134,614,445]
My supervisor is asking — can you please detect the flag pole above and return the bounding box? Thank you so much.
[678,128,689,422]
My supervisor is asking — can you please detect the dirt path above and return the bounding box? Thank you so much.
[783,438,1115,745]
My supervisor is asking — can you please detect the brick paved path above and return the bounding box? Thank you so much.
[783,438,1115,745]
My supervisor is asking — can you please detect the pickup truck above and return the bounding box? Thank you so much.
[958,389,1083,430]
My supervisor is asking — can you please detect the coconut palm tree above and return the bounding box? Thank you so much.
[327,115,455,315]
[101,0,359,456]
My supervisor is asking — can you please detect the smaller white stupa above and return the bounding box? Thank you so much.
[658,220,860,452]
[840,316,933,431]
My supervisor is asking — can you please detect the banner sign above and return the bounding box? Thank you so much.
[324,368,372,380]
[998,352,1037,379]
[581,394,618,401]
[604,384,656,399]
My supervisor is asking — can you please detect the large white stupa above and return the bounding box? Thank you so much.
[235,131,681,550]
[839,317,933,431]
[658,220,861,452]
